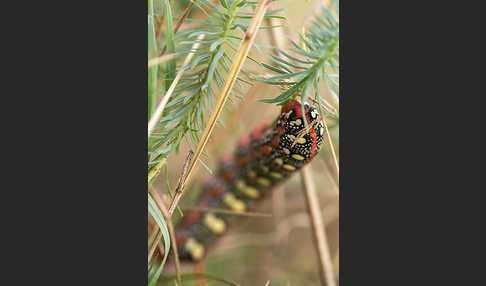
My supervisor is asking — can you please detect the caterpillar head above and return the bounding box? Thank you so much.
[277,100,324,161]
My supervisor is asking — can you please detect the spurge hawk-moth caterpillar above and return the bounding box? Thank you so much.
[175,100,325,262]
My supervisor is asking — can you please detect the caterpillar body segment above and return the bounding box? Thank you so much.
[176,100,324,262]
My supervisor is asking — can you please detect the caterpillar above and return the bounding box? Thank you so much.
[175,100,324,262]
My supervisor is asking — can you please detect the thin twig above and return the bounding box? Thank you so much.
[148,34,205,138]
[169,0,271,213]
[265,1,286,58]
[318,155,338,187]
[168,151,194,216]
[148,221,166,263]
[147,157,168,260]
[149,186,182,281]
[333,248,339,281]
[265,281,271,286]
[180,206,273,218]
[309,97,339,118]
[160,1,196,56]
[314,96,339,186]
[300,165,336,286]
[148,230,163,263]
[148,219,160,247]
[321,116,339,181]
[148,53,177,67]
[157,238,166,265]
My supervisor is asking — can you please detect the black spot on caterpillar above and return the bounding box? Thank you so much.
[175,100,324,262]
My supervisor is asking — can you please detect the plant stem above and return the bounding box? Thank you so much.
[169,0,271,214]
[300,165,336,286]
[148,0,158,120]
[148,34,205,138]
[148,229,163,263]
[149,186,182,281]
[180,206,272,218]
[168,150,193,216]
[160,1,197,56]
[322,116,339,181]
[148,53,177,67]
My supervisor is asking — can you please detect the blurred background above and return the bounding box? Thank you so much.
[150,0,339,285]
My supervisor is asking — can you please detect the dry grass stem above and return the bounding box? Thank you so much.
[148,53,177,67]
[333,248,339,281]
[168,150,194,216]
[313,102,339,184]
[265,1,286,57]
[321,117,339,181]
[148,229,163,263]
[300,165,336,286]
[309,97,339,118]
[147,34,205,138]
[318,155,338,187]
[149,186,182,281]
[148,221,160,247]
[172,0,271,212]
[180,206,273,218]
[148,225,166,262]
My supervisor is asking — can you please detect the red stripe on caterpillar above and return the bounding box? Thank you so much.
[175,100,324,262]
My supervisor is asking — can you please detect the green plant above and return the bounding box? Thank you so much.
[149,0,284,170]
[259,2,339,129]
[148,1,282,284]
[147,0,339,285]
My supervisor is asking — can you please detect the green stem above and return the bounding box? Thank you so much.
[148,0,158,161]
[176,3,240,138]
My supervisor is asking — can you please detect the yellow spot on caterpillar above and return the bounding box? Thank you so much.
[236,180,259,198]
[260,166,269,174]
[274,158,283,165]
[257,177,271,187]
[283,164,296,171]
[247,170,256,178]
[185,238,204,261]
[223,193,246,212]
[269,172,283,179]
[290,119,302,126]
[296,137,306,144]
[243,186,259,199]
[203,213,226,234]
[292,154,305,161]
[283,148,290,155]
